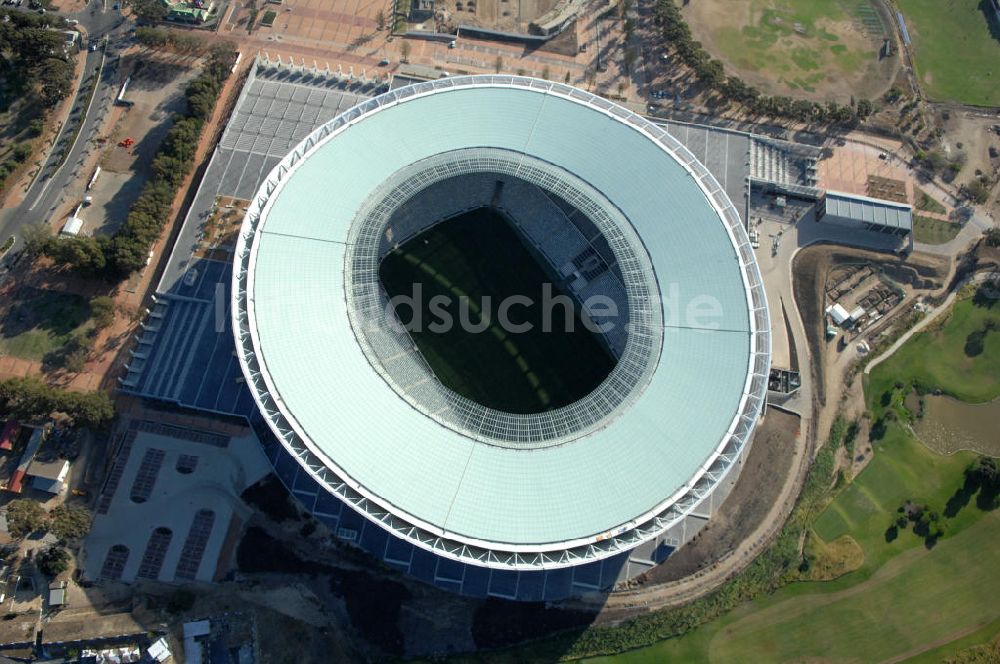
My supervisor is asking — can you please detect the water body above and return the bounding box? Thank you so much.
[914,395,1000,456]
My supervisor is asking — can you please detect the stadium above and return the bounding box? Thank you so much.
[232,76,770,601]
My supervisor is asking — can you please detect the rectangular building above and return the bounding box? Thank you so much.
[817,191,913,236]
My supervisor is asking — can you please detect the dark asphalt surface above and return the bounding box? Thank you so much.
[0,0,133,268]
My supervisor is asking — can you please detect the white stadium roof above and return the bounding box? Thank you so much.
[233,76,769,567]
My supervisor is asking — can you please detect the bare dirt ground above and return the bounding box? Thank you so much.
[792,244,950,411]
[638,407,801,585]
[681,0,899,103]
[456,0,560,32]
[937,109,1000,187]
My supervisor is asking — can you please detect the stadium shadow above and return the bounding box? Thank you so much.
[980,0,1000,43]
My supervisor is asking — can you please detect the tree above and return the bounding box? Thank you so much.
[564,71,571,84]
[12,143,32,163]
[541,65,550,80]
[50,505,92,540]
[90,296,116,329]
[923,149,949,174]
[965,178,991,205]
[0,377,114,428]
[494,55,503,73]
[855,98,874,119]
[37,58,75,108]
[126,0,169,21]
[36,546,70,578]
[985,228,1000,247]
[400,40,411,63]
[375,9,385,30]
[21,222,52,257]
[6,499,47,538]
[44,236,107,275]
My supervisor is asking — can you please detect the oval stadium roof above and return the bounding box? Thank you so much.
[233,76,770,565]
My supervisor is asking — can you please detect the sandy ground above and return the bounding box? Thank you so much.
[939,109,1000,186]
[638,407,801,585]
[681,0,899,103]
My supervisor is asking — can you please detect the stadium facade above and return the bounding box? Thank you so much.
[232,76,770,601]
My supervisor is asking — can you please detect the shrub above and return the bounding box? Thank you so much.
[36,546,70,577]
[89,296,116,329]
[49,504,91,540]
[0,376,114,428]
[6,499,47,538]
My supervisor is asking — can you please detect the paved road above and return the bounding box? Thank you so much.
[0,0,132,266]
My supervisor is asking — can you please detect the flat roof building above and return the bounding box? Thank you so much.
[27,459,70,494]
[818,191,913,236]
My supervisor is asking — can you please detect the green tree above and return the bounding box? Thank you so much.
[126,0,169,21]
[923,149,949,174]
[49,505,92,540]
[400,40,411,63]
[21,222,52,257]
[44,236,107,275]
[0,377,114,428]
[965,178,991,205]
[985,228,1000,247]
[6,499,47,538]
[90,296,116,329]
[37,58,75,108]
[855,98,874,119]
[36,546,70,578]
[376,9,386,30]
[12,143,32,163]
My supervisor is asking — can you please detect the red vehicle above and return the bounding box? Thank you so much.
[118,137,135,148]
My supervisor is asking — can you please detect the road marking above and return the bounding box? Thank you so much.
[29,48,108,212]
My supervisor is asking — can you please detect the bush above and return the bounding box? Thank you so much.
[0,376,114,428]
[12,143,32,163]
[986,228,1000,247]
[6,499,47,538]
[49,504,91,540]
[36,546,70,578]
[89,296,116,329]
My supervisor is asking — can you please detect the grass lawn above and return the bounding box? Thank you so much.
[379,208,615,413]
[704,0,880,93]
[0,288,93,361]
[865,294,1000,404]
[578,423,997,664]
[915,188,947,214]
[914,215,961,244]
[572,293,1000,663]
[897,0,1000,106]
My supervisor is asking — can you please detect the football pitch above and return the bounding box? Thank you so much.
[898,0,1000,106]
[379,208,616,414]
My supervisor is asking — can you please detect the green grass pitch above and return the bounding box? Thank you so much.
[898,0,1000,106]
[379,208,616,414]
